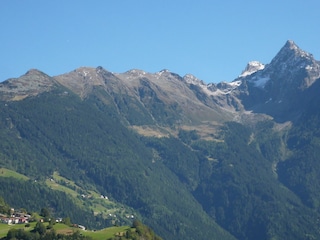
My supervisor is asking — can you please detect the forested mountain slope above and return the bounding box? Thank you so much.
[0,84,234,240]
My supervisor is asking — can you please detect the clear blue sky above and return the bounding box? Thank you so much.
[1,0,320,83]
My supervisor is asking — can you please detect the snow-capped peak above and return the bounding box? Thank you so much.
[239,61,265,77]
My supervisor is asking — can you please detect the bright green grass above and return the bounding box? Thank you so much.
[45,179,79,198]
[0,168,29,181]
[53,223,72,231]
[0,222,36,238]
[52,172,83,192]
[83,226,130,240]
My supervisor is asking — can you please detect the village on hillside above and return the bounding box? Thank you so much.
[0,208,64,226]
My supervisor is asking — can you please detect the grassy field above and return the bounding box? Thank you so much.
[0,222,37,238]
[0,222,130,240]
[84,226,130,240]
[0,168,29,181]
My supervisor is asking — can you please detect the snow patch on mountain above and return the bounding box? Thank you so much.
[250,76,270,88]
[305,65,313,70]
[228,80,242,87]
[239,61,265,77]
[126,69,146,75]
[213,80,242,95]
[183,74,242,96]
[156,69,170,76]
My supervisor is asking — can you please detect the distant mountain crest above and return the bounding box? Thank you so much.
[1,40,319,123]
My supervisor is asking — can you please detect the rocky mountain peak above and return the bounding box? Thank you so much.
[261,40,320,90]
[267,40,314,71]
[0,69,56,101]
[25,68,48,76]
[285,39,298,49]
[240,40,320,93]
[235,41,320,122]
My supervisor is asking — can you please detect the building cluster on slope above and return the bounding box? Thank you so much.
[0,209,31,225]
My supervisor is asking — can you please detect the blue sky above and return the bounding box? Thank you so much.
[1,0,320,83]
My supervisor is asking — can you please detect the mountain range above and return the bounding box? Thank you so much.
[1,40,320,240]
